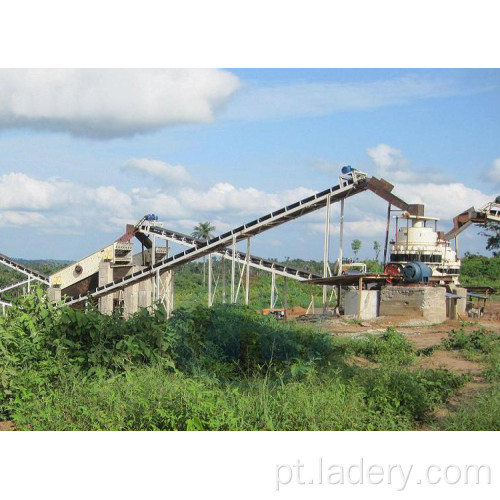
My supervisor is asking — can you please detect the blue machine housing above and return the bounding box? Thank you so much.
[341,165,356,174]
[402,262,432,283]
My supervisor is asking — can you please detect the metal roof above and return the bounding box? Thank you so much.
[304,273,391,286]
[467,292,489,300]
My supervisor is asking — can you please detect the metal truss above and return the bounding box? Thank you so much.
[0,253,50,302]
[60,171,369,307]
[137,225,322,281]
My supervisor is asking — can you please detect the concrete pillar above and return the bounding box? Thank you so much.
[453,286,467,318]
[138,277,153,309]
[98,261,114,315]
[161,270,174,317]
[123,283,139,318]
[48,286,61,302]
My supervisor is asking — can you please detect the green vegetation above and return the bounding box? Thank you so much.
[1,253,500,431]
[191,221,216,286]
[348,327,417,366]
[459,252,500,292]
[174,261,324,310]
[441,327,500,361]
[431,328,500,430]
[0,289,472,430]
[351,239,362,259]
[482,221,500,255]
[0,259,68,301]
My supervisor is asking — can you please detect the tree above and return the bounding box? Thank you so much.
[192,222,216,285]
[351,239,362,260]
[482,222,500,256]
[373,241,381,262]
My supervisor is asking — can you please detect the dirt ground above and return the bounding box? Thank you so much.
[0,421,16,431]
[309,312,500,427]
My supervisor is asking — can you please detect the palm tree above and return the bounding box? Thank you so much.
[192,221,216,285]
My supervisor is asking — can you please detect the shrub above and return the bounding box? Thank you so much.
[349,328,416,366]
[442,328,500,360]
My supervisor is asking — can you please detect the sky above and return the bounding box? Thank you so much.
[0,68,499,262]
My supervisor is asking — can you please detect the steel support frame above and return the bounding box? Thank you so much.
[61,175,369,307]
[0,254,49,285]
[139,228,319,281]
[323,194,332,311]
[338,199,345,276]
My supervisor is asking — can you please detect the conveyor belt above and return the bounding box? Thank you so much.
[61,172,369,306]
[445,199,500,241]
[0,253,50,284]
[137,225,322,281]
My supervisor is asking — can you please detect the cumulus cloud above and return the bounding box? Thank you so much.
[177,184,315,216]
[0,173,72,210]
[366,143,416,183]
[367,143,407,169]
[396,182,493,220]
[0,171,134,236]
[366,143,450,184]
[1,151,496,258]
[0,69,240,138]
[122,158,195,186]
[0,170,317,239]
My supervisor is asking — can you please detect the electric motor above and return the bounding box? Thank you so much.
[402,262,432,283]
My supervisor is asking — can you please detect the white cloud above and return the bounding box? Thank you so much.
[366,143,416,183]
[485,158,500,186]
[0,69,240,138]
[122,158,195,186]
[0,170,320,240]
[177,183,315,216]
[366,143,451,184]
[0,210,47,227]
[0,173,73,210]
[367,143,406,169]
[1,154,496,259]
[396,182,493,220]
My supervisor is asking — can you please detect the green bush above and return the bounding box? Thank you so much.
[0,290,472,430]
[168,305,336,378]
[442,328,500,360]
[355,367,467,421]
[348,328,416,366]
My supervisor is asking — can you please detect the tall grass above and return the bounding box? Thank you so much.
[0,291,472,430]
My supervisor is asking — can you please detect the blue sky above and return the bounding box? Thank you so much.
[0,68,499,262]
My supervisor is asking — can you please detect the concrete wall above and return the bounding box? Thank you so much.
[344,290,379,319]
[380,286,446,324]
